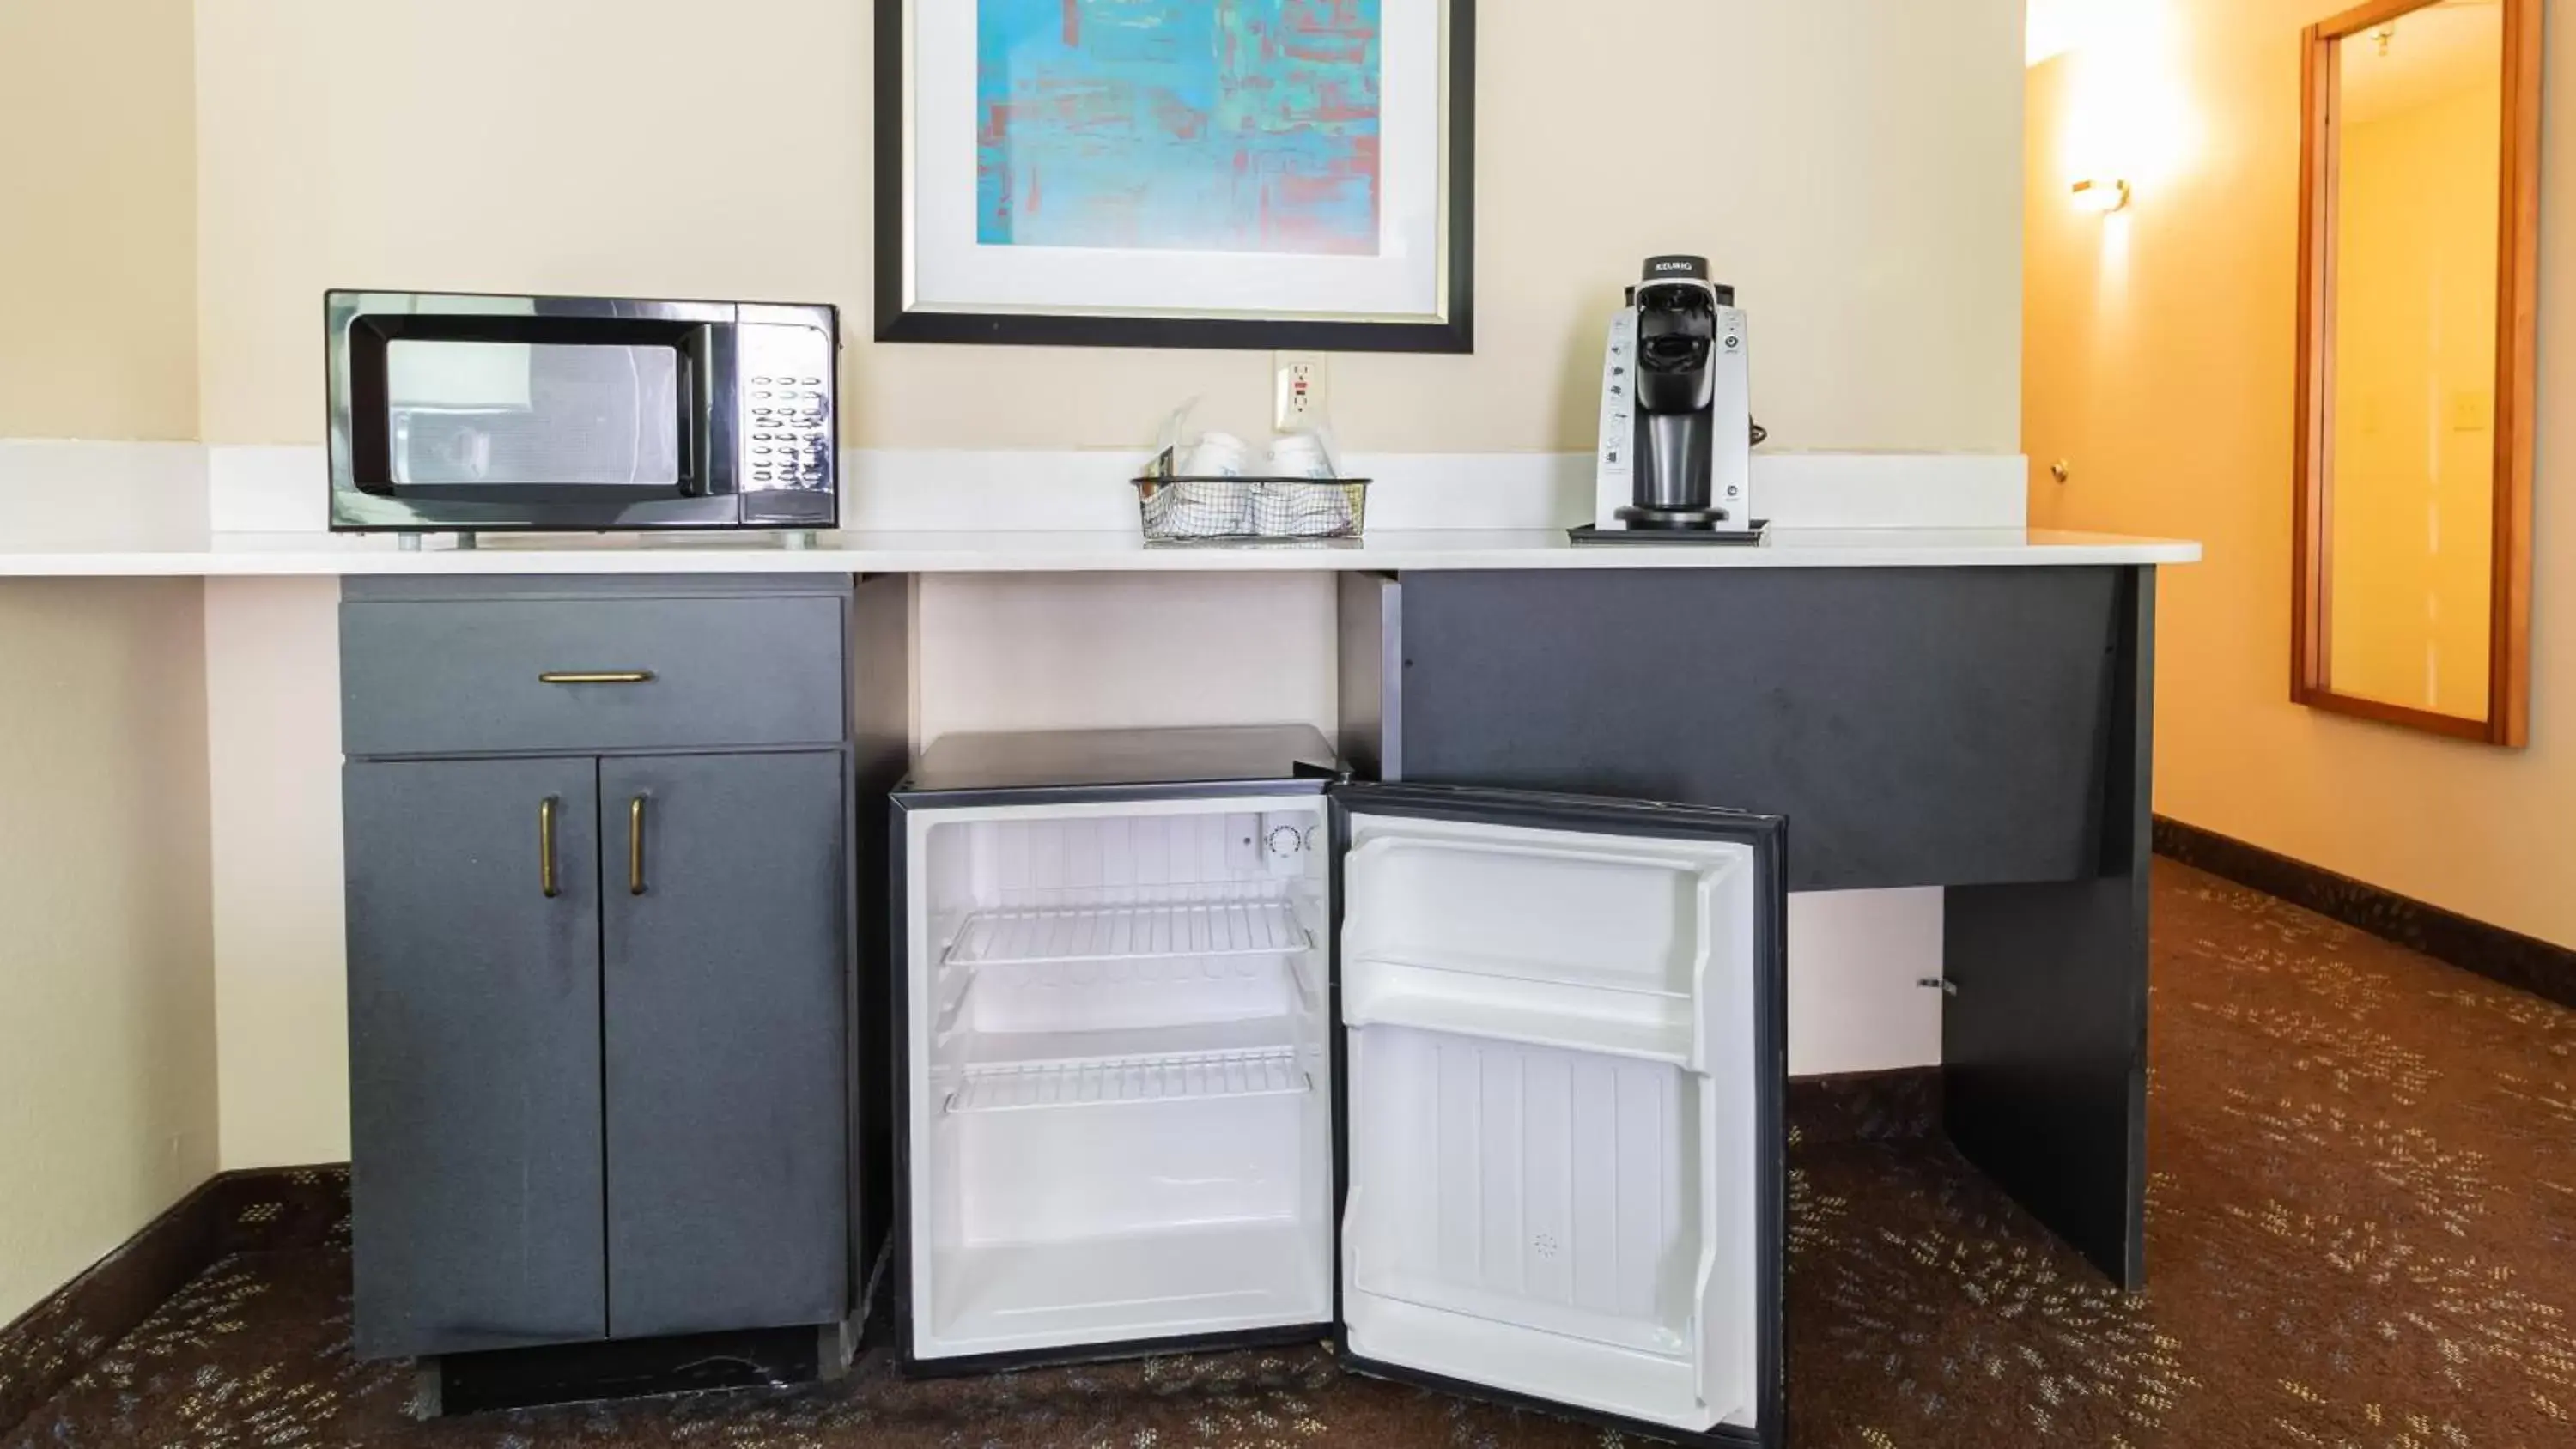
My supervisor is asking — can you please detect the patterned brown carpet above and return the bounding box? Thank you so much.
[8,860,2573,1448]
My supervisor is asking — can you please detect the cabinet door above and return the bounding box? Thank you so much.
[600,751,849,1338]
[345,758,605,1360]
[1331,782,1786,1449]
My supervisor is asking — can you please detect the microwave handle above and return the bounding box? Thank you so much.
[676,331,698,493]
[680,321,732,499]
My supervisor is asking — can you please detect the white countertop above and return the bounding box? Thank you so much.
[0,526,2201,578]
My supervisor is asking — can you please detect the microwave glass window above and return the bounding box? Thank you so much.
[386,340,682,486]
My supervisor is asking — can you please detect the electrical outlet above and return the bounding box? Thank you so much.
[2448,388,2494,433]
[1273,352,1328,431]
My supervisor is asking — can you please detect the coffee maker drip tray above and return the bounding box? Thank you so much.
[1615,503,1735,530]
[1568,518,1769,547]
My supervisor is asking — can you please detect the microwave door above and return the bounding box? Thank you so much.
[1328,782,1788,1449]
[329,293,750,530]
[385,337,687,491]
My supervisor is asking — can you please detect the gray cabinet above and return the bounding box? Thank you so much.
[346,758,609,1360]
[601,751,849,1339]
[340,575,907,1368]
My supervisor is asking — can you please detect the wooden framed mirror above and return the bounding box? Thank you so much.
[2293,0,2541,745]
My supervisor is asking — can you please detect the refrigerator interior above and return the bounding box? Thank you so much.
[905,795,1334,1360]
[1340,810,1762,1436]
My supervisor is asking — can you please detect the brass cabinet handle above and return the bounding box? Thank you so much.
[538,670,655,685]
[538,796,560,899]
[628,795,647,896]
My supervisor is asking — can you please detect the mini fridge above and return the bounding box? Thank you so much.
[887,727,1786,1447]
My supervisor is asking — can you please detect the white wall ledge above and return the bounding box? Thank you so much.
[2,441,2196,577]
[0,526,2199,579]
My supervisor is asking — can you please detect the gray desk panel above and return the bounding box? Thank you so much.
[1376,567,2126,891]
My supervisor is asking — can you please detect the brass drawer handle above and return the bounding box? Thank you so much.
[628,795,647,896]
[539,796,560,899]
[539,670,656,685]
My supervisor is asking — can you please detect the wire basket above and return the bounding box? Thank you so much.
[1133,475,1370,545]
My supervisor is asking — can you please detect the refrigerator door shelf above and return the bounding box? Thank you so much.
[1342,1288,1728,1432]
[1342,955,1696,1066]
[1340,828,1747,1070]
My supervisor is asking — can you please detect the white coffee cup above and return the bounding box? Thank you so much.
[1182,432,1250,478]
[1266,433,1335,480]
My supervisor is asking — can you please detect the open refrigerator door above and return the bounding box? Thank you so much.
[1334,785,1779,1442]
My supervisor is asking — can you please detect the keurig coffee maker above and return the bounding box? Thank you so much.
[1571,255,1764,545]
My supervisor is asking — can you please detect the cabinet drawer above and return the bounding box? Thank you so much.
[342,595,846,755]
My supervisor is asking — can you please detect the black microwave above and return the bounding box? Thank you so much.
[326,291,838,533]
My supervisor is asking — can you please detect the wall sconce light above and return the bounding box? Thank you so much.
[2071,178,2132,213]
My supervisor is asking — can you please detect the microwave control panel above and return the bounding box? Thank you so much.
[738,322,836,500]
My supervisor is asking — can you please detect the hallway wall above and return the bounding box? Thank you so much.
[2026,1,2576,946]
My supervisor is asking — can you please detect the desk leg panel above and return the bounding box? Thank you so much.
[1942,567,2154,1289]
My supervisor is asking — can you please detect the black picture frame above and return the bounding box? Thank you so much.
[873,0,1475,354]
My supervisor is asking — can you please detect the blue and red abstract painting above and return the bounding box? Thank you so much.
[977,0,1383,256]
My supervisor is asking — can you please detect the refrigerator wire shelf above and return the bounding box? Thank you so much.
[944,900,1313,969]
[944,1046,1313,1114]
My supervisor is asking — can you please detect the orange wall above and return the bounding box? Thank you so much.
[2026,2,2576,948]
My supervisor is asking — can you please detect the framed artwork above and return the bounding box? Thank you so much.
[874,0,1475,352]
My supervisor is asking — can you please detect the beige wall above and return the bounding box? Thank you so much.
[2026,3,2576,946]
[0,580,218,1325]
[0,0,215,1328]
[181,0,2029,1170]
[0,0,198,440]
[194,0,2025,455]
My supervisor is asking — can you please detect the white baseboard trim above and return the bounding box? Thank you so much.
[9,441,2027,539]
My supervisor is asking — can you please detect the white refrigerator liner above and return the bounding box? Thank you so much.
[906,796,1335,1361]
[1340,811,1759,1435]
